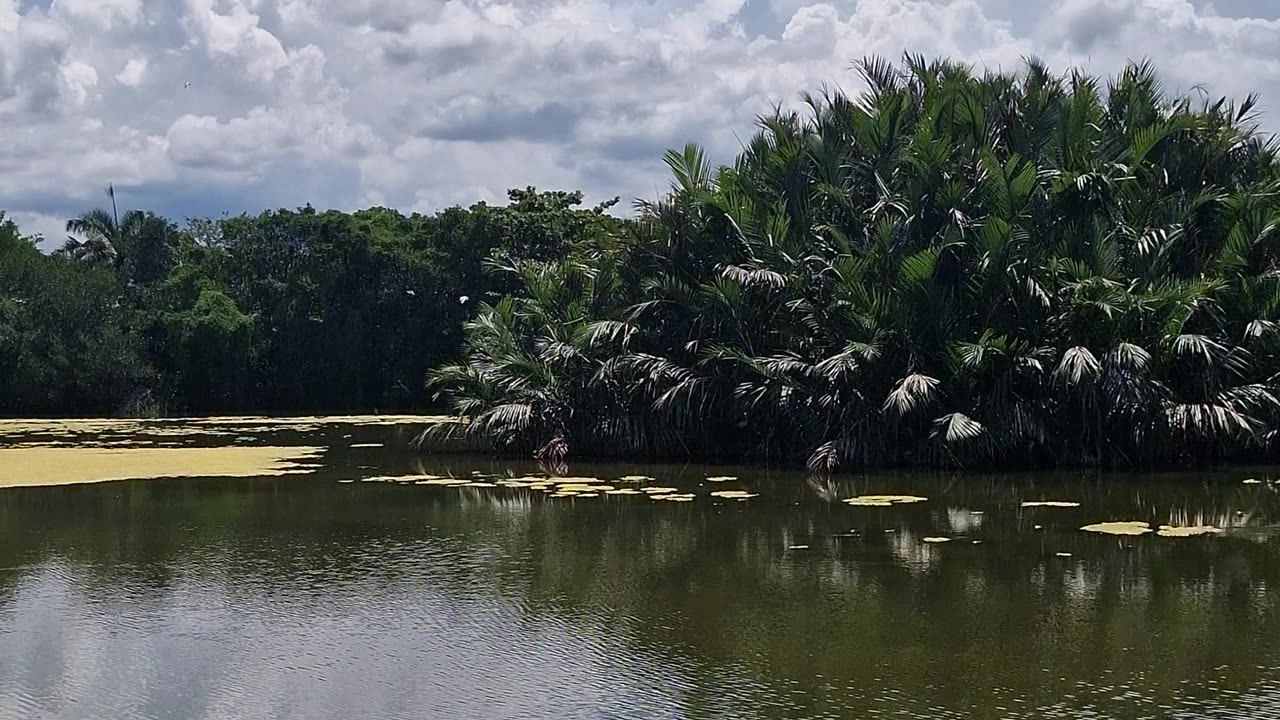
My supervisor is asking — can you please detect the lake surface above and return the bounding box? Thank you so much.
[1,418,1279,719]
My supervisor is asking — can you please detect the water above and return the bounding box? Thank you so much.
[1,419,1279,719]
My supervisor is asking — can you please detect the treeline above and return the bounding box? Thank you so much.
[430,57,1280,469]
[0,189,621,416]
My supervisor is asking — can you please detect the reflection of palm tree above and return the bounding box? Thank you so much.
[60,185,145,271]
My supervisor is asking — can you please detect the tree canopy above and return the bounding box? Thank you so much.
[0,190,622,416]
[431,57,1280,469]
[4,57,1279,470]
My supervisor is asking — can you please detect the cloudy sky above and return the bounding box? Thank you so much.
[2,0,1279,244]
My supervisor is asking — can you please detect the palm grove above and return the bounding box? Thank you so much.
[6,57,1280,469]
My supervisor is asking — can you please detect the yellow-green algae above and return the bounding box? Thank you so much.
[843,495,928,507]
[1156,525,1224,537]
[1081,521,1152,536]
[0,446,323,488]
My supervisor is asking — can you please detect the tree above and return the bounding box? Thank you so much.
[436,56,1280,469]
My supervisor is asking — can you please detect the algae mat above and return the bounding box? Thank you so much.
[0,415,450,435]
[0,446,324,487]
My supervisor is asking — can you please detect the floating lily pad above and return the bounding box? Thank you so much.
[1081,521,1152,536]
[576,493,600,498]
[642,487,679,494]
[710,490,758,499]
[338,479,356,484]
[1243,478,1262,485]
[1022,501,1081,508]
[619,475,654,482]
[921,537,952,543]
[706,476,738,482]
[463,482,497,488]
[605,489,643,495]
[1156,525,1224,537]
[788,545,810,550]
[350,443,384,448]
[1056,552,1073,557]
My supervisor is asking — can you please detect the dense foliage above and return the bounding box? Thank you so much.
[0,190,621,416]
[432,57,1280,469]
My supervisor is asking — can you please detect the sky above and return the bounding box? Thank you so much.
[2,0,1280,246]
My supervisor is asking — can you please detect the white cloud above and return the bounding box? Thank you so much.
[115,58,148,87]
[2,0,1280,237]
[59,59,98,107]
[53,0,142,30]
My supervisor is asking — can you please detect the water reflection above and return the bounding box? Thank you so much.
[0,432,1277,718]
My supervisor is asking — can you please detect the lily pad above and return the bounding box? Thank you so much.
[1081,521,1152,536]
[788,545,810,550]
[1021,501,1082,508]
[706,476,738,482]
[642,487,679,494]
[350,443,384,448]
[605,489,644,495]
[1243,478,1262,485]
[619,475,655,482]
[1056,552,1073,557]
[921,537,952,543]
[463,482,497,488]
[1156,525,1224,537]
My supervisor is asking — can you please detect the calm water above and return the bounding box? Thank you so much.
[1,419,1280,719]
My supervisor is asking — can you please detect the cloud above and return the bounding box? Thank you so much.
[2,0,1280,238]
[115,58,148,87]
[53,0,143,30]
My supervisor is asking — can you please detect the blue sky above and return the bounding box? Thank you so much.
[3,0,1280,246]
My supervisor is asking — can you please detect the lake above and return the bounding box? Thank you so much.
[1,417,1279,719]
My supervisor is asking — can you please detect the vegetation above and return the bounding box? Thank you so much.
[0,191,621,416]
[4,57,1279,469]
[431,57,1280,469]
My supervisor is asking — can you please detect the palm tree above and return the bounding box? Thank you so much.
[60,185,146,271]
[432,55,1280,470]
